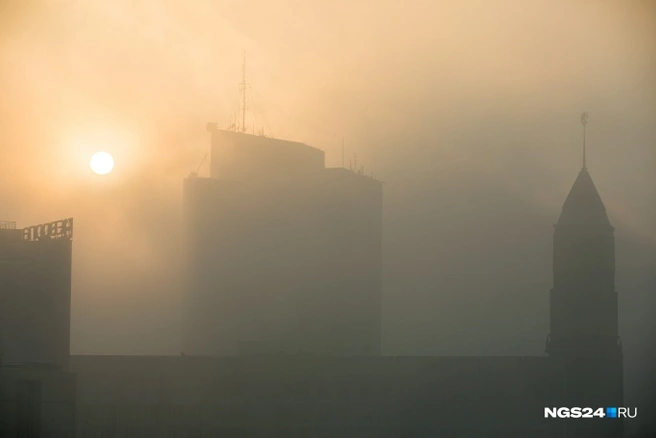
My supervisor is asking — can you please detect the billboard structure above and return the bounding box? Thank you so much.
[21,218,73,242]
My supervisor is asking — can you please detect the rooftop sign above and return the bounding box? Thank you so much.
[0,220,16,229]
[22,218,73,241]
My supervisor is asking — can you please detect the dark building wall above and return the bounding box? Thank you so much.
[0,366,77,438]
[69,354,567,438]
[306,169,383,355]
[551,227,618,347]
[0,231,72,369]
[183,130,383,357]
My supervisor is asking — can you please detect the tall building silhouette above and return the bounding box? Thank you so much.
[0,219,77,438]
[547,165,624,438]
[0,219,73,369]
[182,126,383,356]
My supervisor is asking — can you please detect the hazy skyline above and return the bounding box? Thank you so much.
[1,0,654,410]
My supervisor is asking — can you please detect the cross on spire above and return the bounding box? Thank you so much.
[581,111,589,169]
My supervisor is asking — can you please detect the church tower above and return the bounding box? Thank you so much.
[546,115,623,437]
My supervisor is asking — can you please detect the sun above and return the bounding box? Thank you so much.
[89,151,114,175]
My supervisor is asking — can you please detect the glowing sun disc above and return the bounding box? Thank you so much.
[89,151,114,175]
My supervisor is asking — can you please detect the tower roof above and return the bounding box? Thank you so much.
[557,167,611,227]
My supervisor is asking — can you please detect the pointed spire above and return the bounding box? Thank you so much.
[556,114,613,227]
[581,111,589,169]
[240,50,247,133]
[557,168,611,227]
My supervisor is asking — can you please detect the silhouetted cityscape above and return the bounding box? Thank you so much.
[2,126,652,437]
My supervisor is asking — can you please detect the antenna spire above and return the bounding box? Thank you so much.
[580,111,589,169]
[341,137,345,168]
[240,50,247,133]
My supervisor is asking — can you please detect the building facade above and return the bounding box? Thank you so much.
[182,127,383,356]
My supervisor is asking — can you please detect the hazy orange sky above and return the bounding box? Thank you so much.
[1,0,654,404]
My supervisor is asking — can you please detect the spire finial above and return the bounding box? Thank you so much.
[580,111,589,169]
[240,50,247,133]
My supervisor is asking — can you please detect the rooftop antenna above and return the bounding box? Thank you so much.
[341,137,345,168]
[190,153,208,178]
[239,50,247,133]
[580,111,589,169]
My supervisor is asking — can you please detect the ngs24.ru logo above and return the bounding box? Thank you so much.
[544,407,637,419]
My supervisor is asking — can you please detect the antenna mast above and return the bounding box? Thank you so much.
[341,137,345,168]
[196,153,208,175]
[189,154,209,177]
[240,51,247,133]
[581,111,589,169]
